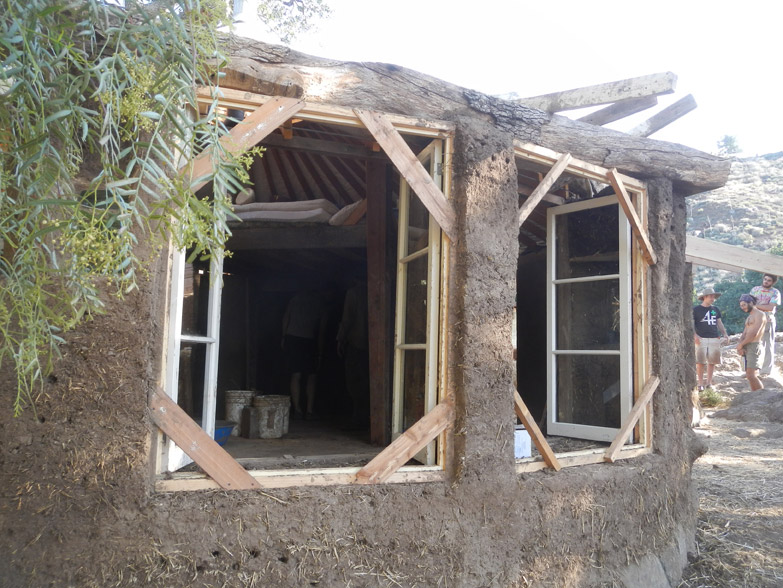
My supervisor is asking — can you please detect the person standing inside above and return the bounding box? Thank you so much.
[749,273,780,376]
[693,287,729,391]
[736,294,768,391]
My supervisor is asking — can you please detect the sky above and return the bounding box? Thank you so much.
[236,0,782,157]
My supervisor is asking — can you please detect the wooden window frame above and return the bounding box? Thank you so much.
[513,143,655,472]
[152,93,456,491]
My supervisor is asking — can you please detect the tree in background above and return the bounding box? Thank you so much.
[256,0,331,43]
[1,0,326,415]
[717,134,741,157]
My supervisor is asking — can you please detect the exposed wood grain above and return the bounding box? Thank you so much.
[629,94,697,138]
[518,153,572,227]
[513,390,562,471]
[607,169,657,265]
[149,388,261,490]
[355,109,457,240]
[355,400,454,484]
[577,95,658,126]
[604,376,660,462]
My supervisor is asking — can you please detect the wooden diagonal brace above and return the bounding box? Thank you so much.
[514,390,561,471]
[355,109,457,240]
[607,169,657,265]
[181,96,305,193]
[518,153,572,228]
[354,400,455,484]
[149,388,261,490]
[604,376,660,463]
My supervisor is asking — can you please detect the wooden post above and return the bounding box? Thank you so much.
[366,160,392,445]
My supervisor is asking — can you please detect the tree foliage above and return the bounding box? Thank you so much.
[717,134,741,157]
[257,0,331,43]
[0,0,255,415]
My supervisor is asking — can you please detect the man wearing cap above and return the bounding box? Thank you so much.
[749,273,780,376]
[693,287,729,391]
[736,294,768,391]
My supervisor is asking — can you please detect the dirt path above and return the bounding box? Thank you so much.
[679,349,783,587]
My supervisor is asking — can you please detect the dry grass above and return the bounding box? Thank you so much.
[679,356,783,587]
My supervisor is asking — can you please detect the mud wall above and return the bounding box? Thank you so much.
[1,117,703,588]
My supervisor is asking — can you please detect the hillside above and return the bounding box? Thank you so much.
[688,152,783,290]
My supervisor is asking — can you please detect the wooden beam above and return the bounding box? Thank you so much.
[516,72,677,113]
[355,400,455,484]
[577,95,658,126]
[513,390,561,471]
[604,376,660,462]
[182,96,305,193]
[226,224,366,251]
[628,94,697,138]
[607,169,657,265]
[518,153,572,227]
[686,236,783,276]
[260,131,386,160]
[355,109,457,240]
[514,141,646,191]
[148,388,261,490]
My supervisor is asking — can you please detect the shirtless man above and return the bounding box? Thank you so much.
[736,294,768,391]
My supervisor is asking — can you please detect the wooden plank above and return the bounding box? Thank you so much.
[513,390,562,471]
[182,96,305,193]
[355,400,455,484]
[366,160,392,445]
[355,109,457,240]
[518,153,572,227]
[604,376,660,463]
[225,224,366,251]
[148,388,261,490]
[196,87,455,136]
[516,72,677,112]
[628,94,698,138]
[517,445,650,473]
[514,141,646,191]
[156,467,446,492]
[686,236,783,276]
[577,95,658,126]
[607,169,657,265]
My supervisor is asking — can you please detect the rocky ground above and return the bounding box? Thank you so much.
[679,342,783,587]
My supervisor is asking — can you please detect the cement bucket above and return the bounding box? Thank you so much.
[252,395,290,438]
[225,390,255,436]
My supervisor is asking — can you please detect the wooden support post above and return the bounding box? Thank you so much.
[607,169,657,266]
[518,153,572,227]
[149,388,261,490]
[355,109,457,240]
[355,400,455,484]
[366,160,392,446]
[604,376,660,463]
[513,390,561,471]
[182,96,305,193]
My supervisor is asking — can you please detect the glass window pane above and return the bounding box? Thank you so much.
[407,192,430,255]
[402,350,426,430]
[556,354,620,428]
[404,254,428,344]
[555,280,621,350]
[177,342,206,420]
[182,254,211,336]
[555,205,619,279]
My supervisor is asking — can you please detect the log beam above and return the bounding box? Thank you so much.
[628,94,698,138]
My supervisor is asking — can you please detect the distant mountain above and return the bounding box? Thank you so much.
[687,152,783,289]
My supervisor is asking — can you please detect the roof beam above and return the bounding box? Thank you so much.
[515,72,677,113]
[686,236,783,275]
[577,95,658,126]
[628,94,697,138]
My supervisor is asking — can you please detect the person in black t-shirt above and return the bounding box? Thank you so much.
[693,287,729,391]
